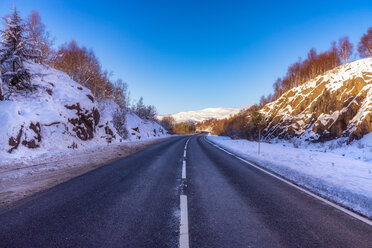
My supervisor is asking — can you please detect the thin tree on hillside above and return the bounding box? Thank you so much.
[101,70,115,98]
[307,48,318,78]
[112,79,128,108]
[26,10,53,63]
[250,105,266,155]
[358,27,372,58]
[0,7,39,89]
[273,78,283,99]
[338,36,353,65]
[329,41,341,68]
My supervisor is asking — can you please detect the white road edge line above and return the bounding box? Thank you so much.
[205,137,372,226]
[179,195,189,248]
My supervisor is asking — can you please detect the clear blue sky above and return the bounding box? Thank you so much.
[1,0,371,114]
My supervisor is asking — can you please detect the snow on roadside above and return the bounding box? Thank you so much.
[207,135,372,219]
[0,135,168,169]
[273,133,372,163]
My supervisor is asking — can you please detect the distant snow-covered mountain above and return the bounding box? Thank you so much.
[159,107,241,123]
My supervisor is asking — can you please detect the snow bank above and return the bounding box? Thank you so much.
[207,136,372,219]
[126,112,167,141]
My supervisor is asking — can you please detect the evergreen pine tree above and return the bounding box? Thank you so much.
[0,7,38,89]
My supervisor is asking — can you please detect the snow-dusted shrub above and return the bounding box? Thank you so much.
[291,139,302,148]
[131,97,157,120]
[159,116,175,134]
[113,108,128,139]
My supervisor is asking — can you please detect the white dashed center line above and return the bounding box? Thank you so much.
[179,137,191,248]
[182,160,186,179]
[179,195,189,248]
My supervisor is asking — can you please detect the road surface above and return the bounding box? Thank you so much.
[0,135,371,247]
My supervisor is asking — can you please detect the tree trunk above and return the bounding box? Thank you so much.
[344,45,348,65]
[0,73,3,101]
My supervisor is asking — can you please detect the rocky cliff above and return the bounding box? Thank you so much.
[262,58,372,142]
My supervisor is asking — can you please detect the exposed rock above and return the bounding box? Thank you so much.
[8,126,23,153]
[64,103,100,141]
[46,88,53,95]
[262,58,372,142]
[29,122,41,142]
[104,121,115,143]
[86,94,94,103]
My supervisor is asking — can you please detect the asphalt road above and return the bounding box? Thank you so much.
[0,135,371,248]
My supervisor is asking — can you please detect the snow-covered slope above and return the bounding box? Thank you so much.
[160,107,241,123]
[126,112,166,141]
[0,62,167,162]
[262,58,372,142]
[97,100,167,141]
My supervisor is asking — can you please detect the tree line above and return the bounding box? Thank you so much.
[0,7,157,121]
[259,29,372,107]
[195,105,264,140]
[158,116,196,134]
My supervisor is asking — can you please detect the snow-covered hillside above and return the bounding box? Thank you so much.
[262,58,372,142]
[159,107,241,123]
[0,62,167,162]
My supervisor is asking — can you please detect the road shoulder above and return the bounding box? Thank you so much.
[0,137,172,211]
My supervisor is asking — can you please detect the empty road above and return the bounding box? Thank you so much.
[0,135,371,247]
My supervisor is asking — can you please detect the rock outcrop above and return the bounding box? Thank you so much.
[0,62,168,158]
[262,58,372,142]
